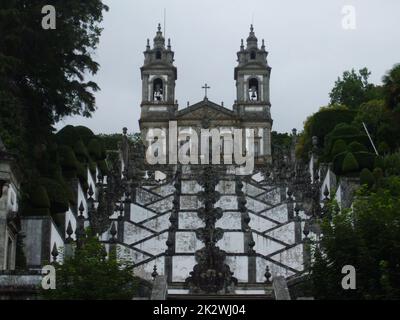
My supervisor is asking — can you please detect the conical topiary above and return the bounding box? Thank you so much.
[30,185,51,216]
[342,152,359,173]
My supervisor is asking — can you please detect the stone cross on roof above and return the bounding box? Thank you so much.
[202,83,210,99]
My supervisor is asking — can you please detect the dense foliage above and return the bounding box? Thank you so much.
[311,176,400,299]
[0,1,108,217]
[297,65,400,167]
[307,65,400,300]
[44,234,143,300]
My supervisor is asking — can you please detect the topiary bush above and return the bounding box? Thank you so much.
[56,125,81,148]
[88,138,102,160]
[342,152,359,174]
[29,186,51,216]
[39,177,69,214]
[331,139,347,157]
[74,126,95,146]
[360,168,374,188]
[349,141,368,153]
[59,145,79,179]
[74,140,89,163]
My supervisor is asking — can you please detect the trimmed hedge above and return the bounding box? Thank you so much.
[74,140,89,163]
[333,151,375,175]
[29,186,51,216]
[39,177,69,214]
[349,141,368,153]
[331,139,347,157]
[342,152,359,173]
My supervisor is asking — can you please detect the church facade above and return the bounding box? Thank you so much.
[139,24,273,165]
[112,25,310,297]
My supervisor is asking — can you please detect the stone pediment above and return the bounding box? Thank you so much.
[175,99,238,121]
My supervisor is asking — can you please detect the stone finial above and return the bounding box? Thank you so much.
[152,265,159,280]
[78,201,85,216]
[88,185,94,199]
[51,243,59,263]
[292,128,297,136]
[110,222,117,242]
[168,38,171,50]
[294,203,301,221]
[323,185,330,199]
[66,221,74,242]
[97,173,103,184]
[123,127,128,135]
[264,266,272,284]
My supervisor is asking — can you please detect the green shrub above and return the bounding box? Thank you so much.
[97,159,108,175]
[378,141,390,155]
[77,163,88,191]
[383,152,400,176]
[88,138,102,160]
[354,152,376,171]
[40,178,69,214]
[349,141,368,153]
[29,186,51,216]
[360,168,374,188]
[75,126,95,145]
[56,125,81,148]
[59,145,79,171]
[74,140,89,163]
[331,139,347,157]
[342,152,359,173]
[373,167,384,182]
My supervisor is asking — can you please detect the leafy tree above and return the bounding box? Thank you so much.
[44,234,142,300]
[311,177,400,299]
[0,1,108,216]
[382,64,400,111]
[296,105,356,159]
[329,68,382,109]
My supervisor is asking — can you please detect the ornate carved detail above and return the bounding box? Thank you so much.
[185,166,237,294]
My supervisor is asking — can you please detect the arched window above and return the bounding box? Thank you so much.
[250,51,256,60]
[248,78,259,101]
[156,51,162,60]
[153,78,164,102]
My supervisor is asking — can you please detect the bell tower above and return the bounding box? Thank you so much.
[140,24,177,129]
[234,25,271,119]
[234,25,273,163]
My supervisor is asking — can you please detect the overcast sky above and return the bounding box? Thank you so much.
[56,0,400,135]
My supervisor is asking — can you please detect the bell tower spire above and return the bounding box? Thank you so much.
[234,25,273,162]
[140,24,178,132]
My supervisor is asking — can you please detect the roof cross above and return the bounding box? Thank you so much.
[202,83,211,98]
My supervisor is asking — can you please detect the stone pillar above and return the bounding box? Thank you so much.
[0,185,8,270]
